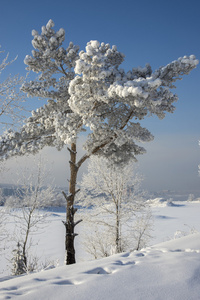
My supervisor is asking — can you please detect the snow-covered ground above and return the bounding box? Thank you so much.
[0,199,200,299]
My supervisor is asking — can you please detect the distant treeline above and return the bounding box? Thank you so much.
[0,184,67,207]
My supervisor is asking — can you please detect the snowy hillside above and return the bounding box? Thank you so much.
[0,200,200,299]
[0,233,200,300]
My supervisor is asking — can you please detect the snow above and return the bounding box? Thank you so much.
[0,200,200,299]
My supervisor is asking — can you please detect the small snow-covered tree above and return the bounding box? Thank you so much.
[187,193,195,202]
[78,156,151,257]
[7,157,55,271]
[0,20,198,264]
[0,48,25,129]
[11,242,26,276]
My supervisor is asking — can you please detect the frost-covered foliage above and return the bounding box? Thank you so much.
[68,43,198,164]
[0,20,198,165]
[11,242,26,275]
[0,48,25,129]
[0,20,80,159]
[78,156,152,257]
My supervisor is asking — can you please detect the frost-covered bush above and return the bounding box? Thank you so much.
[11,242,26,275]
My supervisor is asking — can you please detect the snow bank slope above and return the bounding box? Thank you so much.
[0,233,200,300]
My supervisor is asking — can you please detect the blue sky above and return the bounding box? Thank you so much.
[0,0,200,193]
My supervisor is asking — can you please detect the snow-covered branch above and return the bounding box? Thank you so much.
[0,48,26,128]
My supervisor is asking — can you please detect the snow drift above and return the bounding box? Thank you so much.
[0,233,200,300]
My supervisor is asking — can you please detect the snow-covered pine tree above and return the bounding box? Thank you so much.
[0,20,198,264]
[11,242,26,276]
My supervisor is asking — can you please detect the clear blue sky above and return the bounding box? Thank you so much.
[0,0,200,194]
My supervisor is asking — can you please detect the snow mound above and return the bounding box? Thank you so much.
[148,197,178,207]
[0,233,200,300]
[151,232,200,251]
[188,197,200,203]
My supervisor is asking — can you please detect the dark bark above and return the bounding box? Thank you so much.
[22,211,32,269]
[22,246,27,268]
[115,203,121,253]
[63,143,82,265]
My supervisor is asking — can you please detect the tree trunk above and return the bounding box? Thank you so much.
[116,207,120,253]
[22,241,27,268]
[22,215,31,269]
[63,143,78,265]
